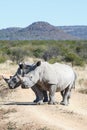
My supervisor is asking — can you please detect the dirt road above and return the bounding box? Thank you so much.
[0,62,87,130]
[0,87,87,130]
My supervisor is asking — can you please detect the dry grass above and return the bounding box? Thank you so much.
[0,61,18,78]
[73,65,87,93]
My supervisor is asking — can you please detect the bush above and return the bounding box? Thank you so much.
[64,52,84,66]
[48,57,62,64]
[42,47,60,61]
[9,48,28,63]
[0,40,87,66]
[33,48,44,58]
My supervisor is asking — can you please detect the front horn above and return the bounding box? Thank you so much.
[2,76,9,83]
[17,74,23,82]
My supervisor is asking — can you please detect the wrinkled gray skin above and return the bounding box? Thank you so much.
[3,63,48,104]
[17,61,77,105]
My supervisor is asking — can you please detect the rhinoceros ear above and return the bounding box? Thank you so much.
[36,61,41,67]
[2,76,9,83]
[19,63,24,69]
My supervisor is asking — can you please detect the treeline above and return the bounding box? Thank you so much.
[0,40,87,66]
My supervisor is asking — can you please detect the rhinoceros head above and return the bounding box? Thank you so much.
[3,75,21,89]
[3,62,33,89]
[17,61,41,88]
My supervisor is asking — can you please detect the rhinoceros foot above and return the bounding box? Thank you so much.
[60,101,68,106]
[36,100,44,105]
[48,101,58,105]
[43,98,48,102]
[33,99,39,103]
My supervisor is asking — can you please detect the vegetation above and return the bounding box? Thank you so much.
[0,40,87,66]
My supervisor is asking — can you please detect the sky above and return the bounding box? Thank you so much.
[0,0,87,29]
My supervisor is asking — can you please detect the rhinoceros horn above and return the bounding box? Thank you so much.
[17,74,23,82]
[2,76,9,83]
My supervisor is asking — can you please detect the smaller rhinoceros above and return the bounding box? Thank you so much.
[17,61,76,105]
[3,62,48,104]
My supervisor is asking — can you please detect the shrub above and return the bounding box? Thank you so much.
[0,40,87,66]
[48,56,63,64]
[42,47,60,61]
[33,48,44,58]
[64,52,84,66]
[9,48,28,63]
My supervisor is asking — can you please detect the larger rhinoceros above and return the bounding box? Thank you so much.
[17,61,76,105]
[3,62,48,104]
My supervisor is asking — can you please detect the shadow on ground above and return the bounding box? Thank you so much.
[0,101,37,105]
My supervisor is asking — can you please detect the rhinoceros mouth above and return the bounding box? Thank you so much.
[21,85,29,89]
[9,82,21,89]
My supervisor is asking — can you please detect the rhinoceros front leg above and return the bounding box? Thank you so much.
[43,90,48,102]
[48,85,57,105]
[31,85,44,105]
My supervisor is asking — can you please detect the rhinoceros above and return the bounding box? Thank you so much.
[17,61,76,105]
[3,62,48,104]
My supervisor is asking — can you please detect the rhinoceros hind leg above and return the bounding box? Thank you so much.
[60,101,68,106]
[60,86,71,106]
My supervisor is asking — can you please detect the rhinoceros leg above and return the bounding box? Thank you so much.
[43,90,48,102]
[60,90,65,102]
[67,88,71,104]
[31,86,39,102]
[61,90,65,98]
[60,86,71,106]
[48,85,57,105]
[31,85,44,105]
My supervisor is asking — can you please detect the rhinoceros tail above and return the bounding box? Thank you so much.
[72,71,77,89]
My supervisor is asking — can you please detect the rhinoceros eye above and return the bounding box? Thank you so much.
[29,75,33,80]
[30,76,32,79]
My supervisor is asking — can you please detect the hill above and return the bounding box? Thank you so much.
[58,26,87,40]
[0,27,21,40]
[0,22,79,40]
